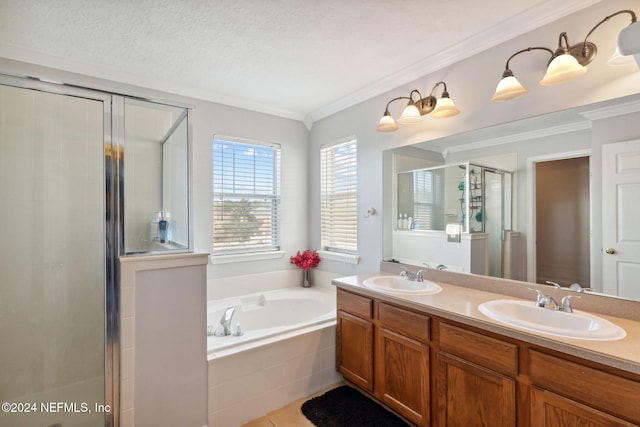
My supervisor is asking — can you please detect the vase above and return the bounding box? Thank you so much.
[302,269,312,288]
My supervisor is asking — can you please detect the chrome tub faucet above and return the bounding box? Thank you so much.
[209,306,237,336]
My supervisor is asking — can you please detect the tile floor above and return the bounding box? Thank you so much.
[240,383,343,427]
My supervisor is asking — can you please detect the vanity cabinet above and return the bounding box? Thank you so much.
[335,286,640,427]
[530,388,638,427]
[336,290,431,426]
[336,289,374,392]
[437,322,517,427]
[376,302,430,426]
[528,350,640,426]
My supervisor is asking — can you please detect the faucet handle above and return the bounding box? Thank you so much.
[560,295,580,313]
[545,281,561,288]
[400,269,417,281]
[529,288,546,307]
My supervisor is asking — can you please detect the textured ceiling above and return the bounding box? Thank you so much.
[0,0,598,124]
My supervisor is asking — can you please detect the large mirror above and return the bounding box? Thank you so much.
[383,92,640,300]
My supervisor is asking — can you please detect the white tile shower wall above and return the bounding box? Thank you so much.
[207,268,342,300]
[207,325,342,427]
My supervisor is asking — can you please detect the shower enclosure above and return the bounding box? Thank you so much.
[394,162,513,277]
[0,73,192,426]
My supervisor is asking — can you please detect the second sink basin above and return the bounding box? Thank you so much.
[478,299,626,340]
[363,275,442,295]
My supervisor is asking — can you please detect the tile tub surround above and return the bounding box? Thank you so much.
[332,263,640,375]
[207,269,343,427]
[207,268,342,300]
[208,325,342,427]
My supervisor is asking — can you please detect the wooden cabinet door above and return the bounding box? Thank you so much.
[437,352,516,427]
[377,327,430,426]
[336,310,374,392]
[531,387,640,427]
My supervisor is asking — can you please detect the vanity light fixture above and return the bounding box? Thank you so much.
[376,82,459,132]
[492,9,638,102]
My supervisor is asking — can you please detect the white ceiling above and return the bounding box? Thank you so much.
[0,0,598,125]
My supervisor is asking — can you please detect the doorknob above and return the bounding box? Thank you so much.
[605,248,617,255]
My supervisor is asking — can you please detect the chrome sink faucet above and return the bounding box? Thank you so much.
[400,269,425,282]
[531,289,580,313]
[532,289,559,310]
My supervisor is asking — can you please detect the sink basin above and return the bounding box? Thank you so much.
[362,275,442,295]
[478,299,626,340]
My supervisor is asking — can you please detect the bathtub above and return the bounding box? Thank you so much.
[207,284,336,358]
[207,283,342,426]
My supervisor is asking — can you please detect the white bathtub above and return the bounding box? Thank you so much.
[207,283,341,426]
[207,284,336,359]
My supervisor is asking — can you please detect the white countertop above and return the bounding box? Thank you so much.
[333,272,640,375]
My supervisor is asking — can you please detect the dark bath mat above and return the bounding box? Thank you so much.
[301,385,409,426]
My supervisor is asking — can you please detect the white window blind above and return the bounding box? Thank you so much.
[412,169,444,230]
[320,139,357,254]
[212,137,281,255]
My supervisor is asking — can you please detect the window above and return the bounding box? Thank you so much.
[320,138,357,254]
[212,136,281,255]
[412,169,444,230]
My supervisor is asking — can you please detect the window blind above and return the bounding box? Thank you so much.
[320,139,357,254]
[212,137,281,255]
[412,169,444,230]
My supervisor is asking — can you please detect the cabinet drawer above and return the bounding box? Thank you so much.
[378,302,430,343]
[337,289,373,319]
[529,349,640,423]
[439,323,518,376]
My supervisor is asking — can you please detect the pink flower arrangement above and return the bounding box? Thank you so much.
[290,250,321,272]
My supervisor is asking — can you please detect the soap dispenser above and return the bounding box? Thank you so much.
[158,213,168,244]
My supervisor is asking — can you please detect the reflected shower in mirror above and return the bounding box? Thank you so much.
[391,162,513,279]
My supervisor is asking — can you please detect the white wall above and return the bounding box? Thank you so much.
[0,57,311,283]
[309,0,640,277]
[1,0,639,284]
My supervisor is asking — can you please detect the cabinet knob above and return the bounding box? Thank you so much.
[605,248,617,255]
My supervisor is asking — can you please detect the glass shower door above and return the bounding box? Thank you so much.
[0,83,108,426]
[484,169,505,278]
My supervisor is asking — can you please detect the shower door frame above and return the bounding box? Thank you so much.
[0,72,121,427]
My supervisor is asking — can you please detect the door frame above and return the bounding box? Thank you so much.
[526,149,592,284]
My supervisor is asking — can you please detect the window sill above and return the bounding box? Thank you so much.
[317,250,360,265]
[210,250,285,265]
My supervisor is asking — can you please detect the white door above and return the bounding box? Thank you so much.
[602,140,640,299]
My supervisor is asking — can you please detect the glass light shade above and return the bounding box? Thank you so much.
[376,114,399,132]
[606,46,636,66]
[618,20,640,56]
[430,97,459,118]
[491,75,528,101]
[540,53,587,86]
[397,103,422,124]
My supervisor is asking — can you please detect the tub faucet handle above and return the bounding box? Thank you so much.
[232,323,244,336]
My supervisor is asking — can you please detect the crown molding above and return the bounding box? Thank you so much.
[309,0,601,123]
[444,121,591,156]
[579,99,640,120]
